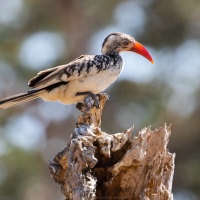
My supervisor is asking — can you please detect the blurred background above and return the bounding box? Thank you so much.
[0,0,200,199]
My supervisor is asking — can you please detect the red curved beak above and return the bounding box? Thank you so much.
[130,41,154,64]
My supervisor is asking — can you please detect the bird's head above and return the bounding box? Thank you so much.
[101,32,154,63]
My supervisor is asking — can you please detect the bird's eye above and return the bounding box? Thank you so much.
[122,41,129,46]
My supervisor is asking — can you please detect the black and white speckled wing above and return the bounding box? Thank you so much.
[28,54,118,90]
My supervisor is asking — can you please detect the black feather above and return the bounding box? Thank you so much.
[29,71,53,87]
[45,81,69,92]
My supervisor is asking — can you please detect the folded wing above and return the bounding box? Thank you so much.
[28,55,97,90]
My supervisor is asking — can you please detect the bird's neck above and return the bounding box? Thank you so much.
[103,51,123,66]
[102,51,120,58]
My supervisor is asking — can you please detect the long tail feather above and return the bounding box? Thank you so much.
[0,90,42,110]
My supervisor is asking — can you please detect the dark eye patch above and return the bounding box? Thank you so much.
[122,41,129,46]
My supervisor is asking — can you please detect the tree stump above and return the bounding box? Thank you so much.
[48,94,175,200]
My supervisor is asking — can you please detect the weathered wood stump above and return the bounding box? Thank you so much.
[48,94,175,200]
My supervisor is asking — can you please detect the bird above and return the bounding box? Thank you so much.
[0,32,154,110]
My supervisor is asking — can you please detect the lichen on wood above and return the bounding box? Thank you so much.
[48,94,175,200]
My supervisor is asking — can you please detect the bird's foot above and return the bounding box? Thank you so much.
[97,93,110,101]
[76,92,100,109]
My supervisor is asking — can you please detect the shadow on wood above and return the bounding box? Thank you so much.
[48,94,175,200]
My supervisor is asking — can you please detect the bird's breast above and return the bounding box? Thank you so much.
[78,65,123,93]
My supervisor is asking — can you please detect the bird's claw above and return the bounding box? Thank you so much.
[76,92,109,111]
[98,93,110,101]
[83,95,100,109]
[93,93,110,108]
[91,93,110,108]
[87,95,100,108]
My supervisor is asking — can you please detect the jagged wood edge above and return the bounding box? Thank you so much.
[48,95,175,200]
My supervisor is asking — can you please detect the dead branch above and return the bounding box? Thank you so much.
[48,94,175,200]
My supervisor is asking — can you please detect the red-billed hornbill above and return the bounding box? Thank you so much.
[0,32,153,110]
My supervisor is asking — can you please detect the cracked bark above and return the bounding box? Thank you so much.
[48,94,175,200]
